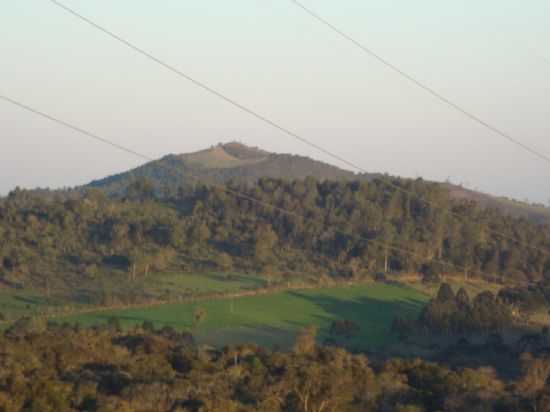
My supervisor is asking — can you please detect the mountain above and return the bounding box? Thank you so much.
[85,141,550,224]
[86,141,368,194]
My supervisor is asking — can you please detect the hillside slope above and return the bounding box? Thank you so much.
[444,184,550,224]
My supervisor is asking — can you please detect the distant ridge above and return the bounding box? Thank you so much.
[443,183,550,224]
[84,141,550,224]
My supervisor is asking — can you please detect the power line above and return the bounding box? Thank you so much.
[46,0,550,256]
[289,0,550,167]
[1,93,497,278]
[47,0,363,177]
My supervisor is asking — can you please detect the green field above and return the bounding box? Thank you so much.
[0,272,266,321]
[138,272,266,295]
[61,283,428,350]
[0,290,65,319]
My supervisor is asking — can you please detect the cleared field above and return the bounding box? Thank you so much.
[0,272,266,321]
[0,290,65,320]
[61,283,428,350]
[138,272,266,294]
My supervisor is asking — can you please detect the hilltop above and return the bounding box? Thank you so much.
[86,142,365,195]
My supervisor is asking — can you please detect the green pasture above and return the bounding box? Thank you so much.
[138,272,266,295]
[61,283,428,350]
[0,290,63,320]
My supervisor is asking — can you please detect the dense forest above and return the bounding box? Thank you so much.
[1,177,550,293]
[1,322,550,412]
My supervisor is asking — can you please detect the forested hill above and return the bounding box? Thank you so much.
[1,177,549,292]
[82,142,550,225]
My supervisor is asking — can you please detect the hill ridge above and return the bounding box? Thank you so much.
[84,141,550,224]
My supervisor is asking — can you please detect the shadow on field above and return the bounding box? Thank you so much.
[93,313,181,328]
[80,286,427,352]
[198,324,294,350]
[285,291,426,349]
[288,291,424,322]
[13,295,50,307]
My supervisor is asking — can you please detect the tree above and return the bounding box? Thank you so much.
[191,222,211,245]
[293,325,317,355]
[380,222,396,273]
[127,177,155,201]
[127,248,142,282]
[421,262,442,284]
[516,354,550,408]
[192,307,207,330]
[436,283,455,303]
[263,263,276,287]
[329,320,360,338]
[254,225,278,264]
[216,252,233,275]
[108,317,122,333]
[455,287,471,309]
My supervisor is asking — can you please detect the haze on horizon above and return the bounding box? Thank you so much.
[1,1,549,204]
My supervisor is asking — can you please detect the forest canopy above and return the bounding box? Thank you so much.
[1,177,549,291]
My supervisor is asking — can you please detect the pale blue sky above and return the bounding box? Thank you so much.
[1,1,549,203]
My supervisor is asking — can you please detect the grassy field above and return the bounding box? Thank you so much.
[60,283,428,351]
[138,272,266,295]
[0,290,65,320]
[0,272,266,321]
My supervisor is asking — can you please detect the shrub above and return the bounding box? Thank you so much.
[329,320,361,338]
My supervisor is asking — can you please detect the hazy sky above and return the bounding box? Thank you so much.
[2,1,549,203]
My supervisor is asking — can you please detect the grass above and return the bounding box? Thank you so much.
[138,272,265,295]
[0,272,266,323]
[0,289,73,323]
[60,283,428,351]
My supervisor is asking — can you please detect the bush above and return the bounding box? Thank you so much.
[422,271,441,284]
[329,320,360,338]
[421,262,443,284]
[142,320,155,332]
[374,272,386,282]
[108,317,123,332]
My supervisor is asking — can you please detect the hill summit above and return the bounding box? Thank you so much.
[86,141,364,194]
[178,142,269,169]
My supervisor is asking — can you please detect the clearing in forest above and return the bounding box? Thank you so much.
[62,283,428,350]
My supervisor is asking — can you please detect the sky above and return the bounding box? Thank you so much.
[1,1,549,203]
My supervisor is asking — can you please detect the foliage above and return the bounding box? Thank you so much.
[418,283,513,335]
[498,279,550,315]
[2,177,549,294]
[192,307,207,330]
[0,325,546,411]
[329,319,361,338]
